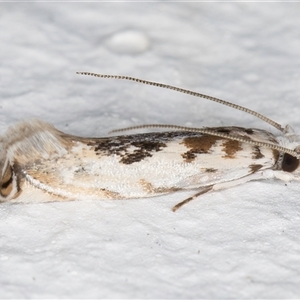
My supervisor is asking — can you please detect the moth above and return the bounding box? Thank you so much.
[1,72,299,211]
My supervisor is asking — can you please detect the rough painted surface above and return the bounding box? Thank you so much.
[1,3,300,299]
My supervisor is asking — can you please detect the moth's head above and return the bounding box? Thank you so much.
[275,135,300,178]
[279,145,300,180]
[0,157,20,202]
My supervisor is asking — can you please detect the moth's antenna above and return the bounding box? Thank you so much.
[76,72,285,132]
[111,124,299,158]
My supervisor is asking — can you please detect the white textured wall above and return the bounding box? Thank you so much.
[1,3,300,298]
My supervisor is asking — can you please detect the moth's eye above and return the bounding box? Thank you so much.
[0,163,14,198]
[282,153,300,173]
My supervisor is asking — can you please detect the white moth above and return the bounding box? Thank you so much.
[1,72,299,211]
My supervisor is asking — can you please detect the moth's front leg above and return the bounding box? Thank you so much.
[172,186,213,212]
[212,170,276,191]
[272,170,298,182]
[172,170,278,212]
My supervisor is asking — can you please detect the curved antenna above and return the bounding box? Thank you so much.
[110,124,299,158]
[76,71,285,132]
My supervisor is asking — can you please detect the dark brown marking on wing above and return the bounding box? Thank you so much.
[182,136,222,162]
[216,128,231,134]
[222,140,242,158]
[99,188,122,199]
[139,179,181,194]
[120,141,167,164]
[87,132,191,164]
[245,128,254,135]
[181,151,197,162]
[252,146,264,159]
[214,127,253,136]
[273,150,280,163]
[249,164,263,173]
[205,168,217,173]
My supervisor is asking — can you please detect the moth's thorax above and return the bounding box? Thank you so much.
[4,120,70,162]
[0,120,70,201]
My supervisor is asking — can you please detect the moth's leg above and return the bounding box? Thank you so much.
[273,170,297,182]
[212,170,276,191]
[172,186,213,212]
[172,170,278,212]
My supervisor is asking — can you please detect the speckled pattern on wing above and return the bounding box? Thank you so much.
[0,121,284,203]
